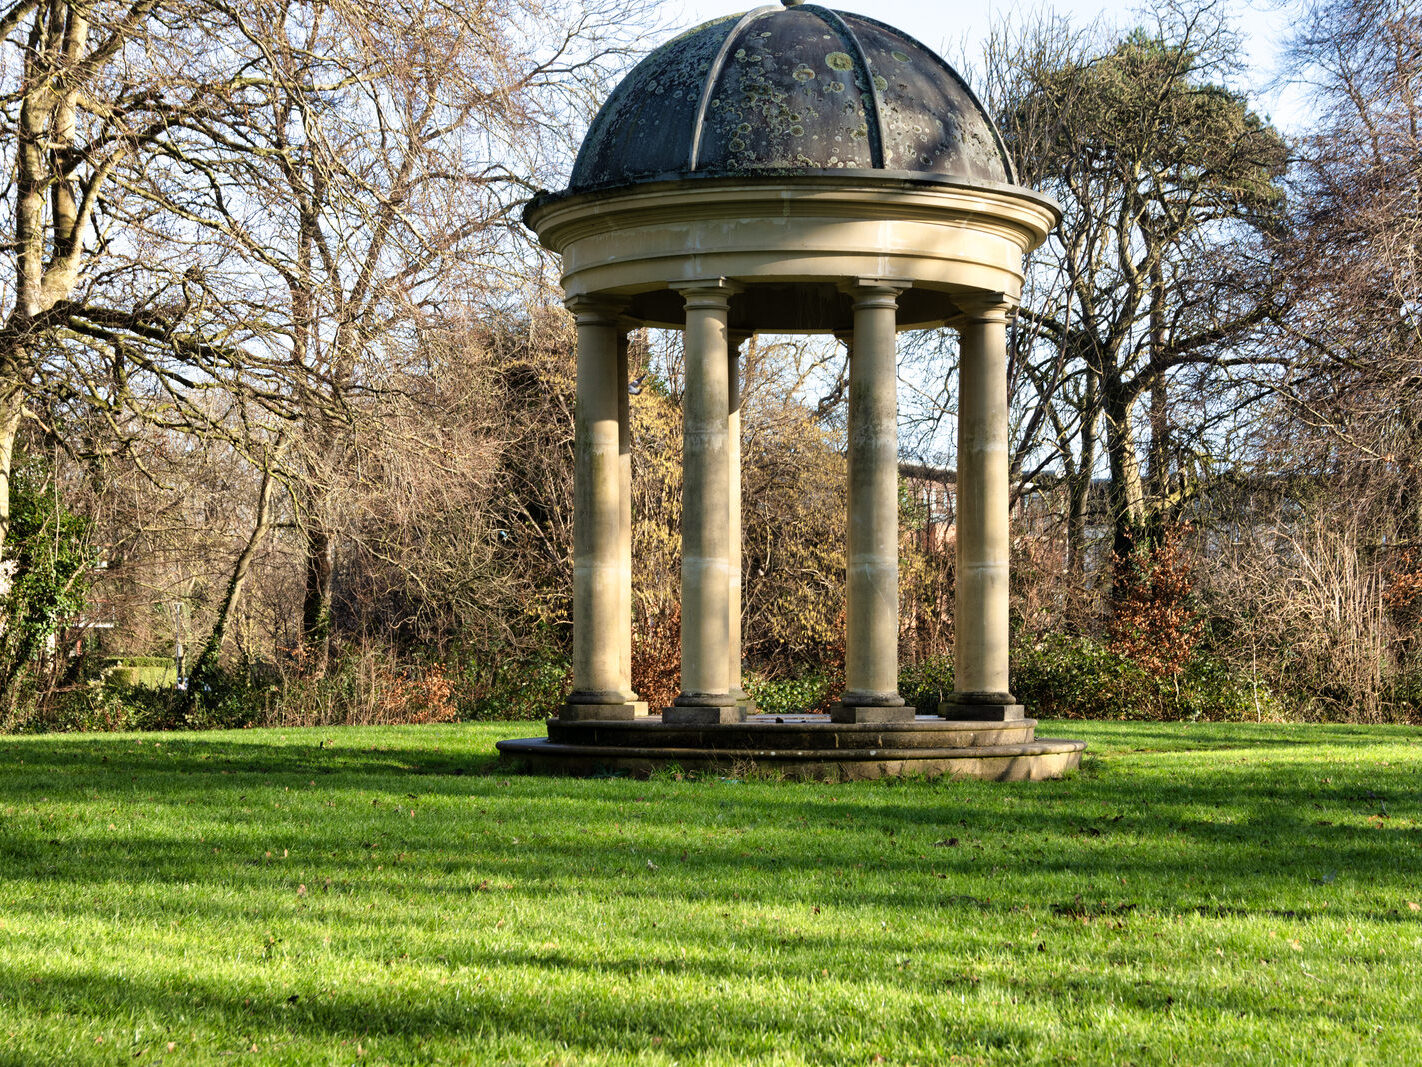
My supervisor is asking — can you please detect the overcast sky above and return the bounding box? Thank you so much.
[672,0,1308,131]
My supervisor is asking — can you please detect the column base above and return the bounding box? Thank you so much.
[831,704,917,724]
[731,688,758,715]
[559,702,644,722]
[663,705,746,725]
[938,699,1027,722]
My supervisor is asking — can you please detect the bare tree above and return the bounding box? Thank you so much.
[1,0,654,685]
[105,0,651,659]
[982,4,1291,574]
[1277,0,1422,537]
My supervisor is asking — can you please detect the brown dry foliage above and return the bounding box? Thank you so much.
[631,603,680,714]
[1109,525,1200,677]
[260,644,459,728]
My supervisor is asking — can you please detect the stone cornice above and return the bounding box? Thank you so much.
[526,174,1059,256]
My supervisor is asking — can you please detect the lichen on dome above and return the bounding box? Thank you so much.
[567,3,1013,192]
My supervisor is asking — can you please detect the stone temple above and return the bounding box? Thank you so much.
[497,1,1086,780]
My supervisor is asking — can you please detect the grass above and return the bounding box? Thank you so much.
[0,720,1419,1065]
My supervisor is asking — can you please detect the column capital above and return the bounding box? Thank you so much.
[954,291,1018,326]
[842,278,911,310]
[565,294,628,325]
[729,330,754,351]
[672,278,742,311]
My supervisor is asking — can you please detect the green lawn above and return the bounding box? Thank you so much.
[1,720,1419,1065]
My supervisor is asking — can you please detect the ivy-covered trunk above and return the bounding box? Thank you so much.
[0,454,92,711]
[0,379,25,561]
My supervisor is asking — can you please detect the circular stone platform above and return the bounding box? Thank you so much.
[496,715,1085,781]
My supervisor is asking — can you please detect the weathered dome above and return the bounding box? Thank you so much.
[569,2,1013,192]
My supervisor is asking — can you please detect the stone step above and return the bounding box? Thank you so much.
[496,735,1087,782]
[546,714,1038,752]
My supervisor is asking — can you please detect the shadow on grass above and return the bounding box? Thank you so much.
[1038,719,1422,752]
[0,895,1396,1058]
[1,727,1419,924]
[0,733,502,784]
[1,725,1420,1058]
[0,957,1070,1060]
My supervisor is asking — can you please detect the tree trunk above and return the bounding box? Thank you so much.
[187,461,280,699]
[1148,380,1170,500]
[1066,373,1099,576]
[1146,257,1171,532]
[301,520,336,661]
[0,381,25,560]
[2,5,96,564]
[1104,386,1147,569]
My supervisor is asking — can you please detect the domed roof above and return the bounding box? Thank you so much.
[568,2,1013,192]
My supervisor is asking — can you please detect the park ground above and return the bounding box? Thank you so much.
[0,720,1419,1065]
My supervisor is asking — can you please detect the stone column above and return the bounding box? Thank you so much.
[942,299,1024,721]
[835,280,914,724]
[617,329,649,717]
[565,296,639,720]
[668,281,743,724]
[728,331,755,713]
